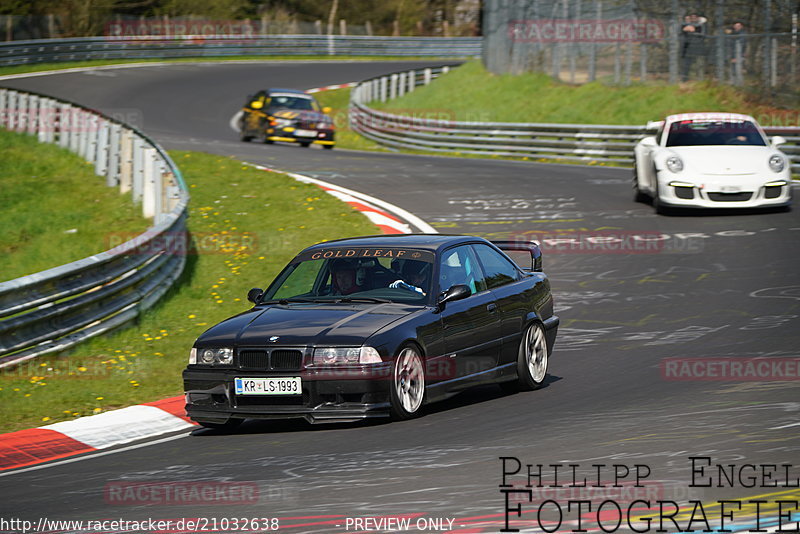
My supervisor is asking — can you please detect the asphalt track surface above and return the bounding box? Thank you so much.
[2,62,799,533]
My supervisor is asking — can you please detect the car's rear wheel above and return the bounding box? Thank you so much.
[323,145,334,150]
[389,345,425,420]
[515,322,548,391]
[197,418,243,430]
[239,129,253,142]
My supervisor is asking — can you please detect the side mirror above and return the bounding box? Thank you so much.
[322,106,332,114]
[247,287,264,304]
[250,101,263,110]
[772,135,787,147]
[437,284,471,309]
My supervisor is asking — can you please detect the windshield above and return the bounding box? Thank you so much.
[262,248,435,305]
[665,120,766,147]
[268,95,318,112]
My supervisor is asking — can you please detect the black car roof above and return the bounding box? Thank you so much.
[302,234,491,255]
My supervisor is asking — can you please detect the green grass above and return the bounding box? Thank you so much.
[0,151,378,434]
[0,129,148,282]
[314,87,391,152]
[0,56,460,79]
[370,60,799,126]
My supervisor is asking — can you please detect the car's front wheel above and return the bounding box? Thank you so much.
[389,345,426,420]
[632,164,648,203]
[515,322,548,391]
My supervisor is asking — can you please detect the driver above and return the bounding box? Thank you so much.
[389,260,429,296]
[329,259,360,295]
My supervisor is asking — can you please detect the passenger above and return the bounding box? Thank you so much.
[390,261,429,296]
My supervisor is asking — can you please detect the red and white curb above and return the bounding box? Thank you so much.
[0,164,435,473]
[305,82,358,93]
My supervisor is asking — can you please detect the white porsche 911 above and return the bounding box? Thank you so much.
[633,112,792,213]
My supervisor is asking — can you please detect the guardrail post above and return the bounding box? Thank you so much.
[60,104,72,150]
[18,92,28,133]
[407,70,415,92]
[442,66,450,75]
[398,72,406,97]
[7,91,16,131]
[371,79,378,102]
[379,76,387,103]
[389,73,398,100]
[86,114,98,163]
[107,124,121,186]
[77,110,88,157]
[423,68,432,86]
[142,147,157,219]
[0,89,7,129]
[41,99,54,143]
[95,119,109,177]
[27,95,38,136]
[132,136,144,203]
[119,129,133,193]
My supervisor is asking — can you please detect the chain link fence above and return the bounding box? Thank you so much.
[484,0,799,97]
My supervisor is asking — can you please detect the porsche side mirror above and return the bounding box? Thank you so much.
[247,287,264,304]
[250,101,263,110]
[322,106,332,114]
[437,284,471,309]
[772,135,787,147]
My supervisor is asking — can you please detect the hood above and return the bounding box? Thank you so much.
[667,146,776,175]
[272,108,329,123]
[195,303,418,347]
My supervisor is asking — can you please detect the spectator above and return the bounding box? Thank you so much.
[727,21,747,74]
[680,13,708,81]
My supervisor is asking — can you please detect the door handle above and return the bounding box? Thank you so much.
[487,303,498,313]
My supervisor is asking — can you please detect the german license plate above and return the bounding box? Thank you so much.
[294,129,317,137]
[235,377,301,395]
[720,185,740,193]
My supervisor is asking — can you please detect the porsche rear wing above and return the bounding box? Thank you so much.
[492,240,543,272]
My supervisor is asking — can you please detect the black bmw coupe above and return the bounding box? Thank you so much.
[183,234,559,428]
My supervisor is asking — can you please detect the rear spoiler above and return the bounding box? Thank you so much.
[491,240,543,272]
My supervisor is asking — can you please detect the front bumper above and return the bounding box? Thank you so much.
[656,173,792,209]
[183,363,392,424]
[266,126,335,146]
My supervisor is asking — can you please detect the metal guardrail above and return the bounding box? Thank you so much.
[0,87,189,369]
[0,35,482,66]
[349,67,800,176]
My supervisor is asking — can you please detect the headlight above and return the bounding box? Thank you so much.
[273,118,292,127]
[317,122,331,129]
[665,155,683,173]
[768,154,785,173]
[312,346,382,365]
[194,347,234,365]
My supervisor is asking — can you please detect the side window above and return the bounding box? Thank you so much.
[439,246,487,296]
[472,244,519,290]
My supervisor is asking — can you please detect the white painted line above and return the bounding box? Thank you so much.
[43,405,194,449]
[769,421,800,430]
[0,432,190,478]
[285,171,438,234]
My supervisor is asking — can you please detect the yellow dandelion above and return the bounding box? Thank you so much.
[42,416,51,422]
[93,408,102,414]
[96,396,104,400]
[188,314,196,319]
[78,366,87,372]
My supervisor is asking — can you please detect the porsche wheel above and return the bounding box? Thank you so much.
[516,322,548,390]
[652,180,670,215]
[390,345,425,420]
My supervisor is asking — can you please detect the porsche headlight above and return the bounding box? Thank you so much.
[768,154,785,173]
[194,347,234,365]
[665,155,684,173]
[312,346,382,365]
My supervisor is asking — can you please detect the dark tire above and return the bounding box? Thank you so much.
[198,418,243,430]
[514,322,549,391]
[239,129,253,143]
[299,142,311,148]
[652,180,671,215]
[632,164,648,203]
[323,145,334,150]
[262,135,274,144]
[389,344,426,420]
